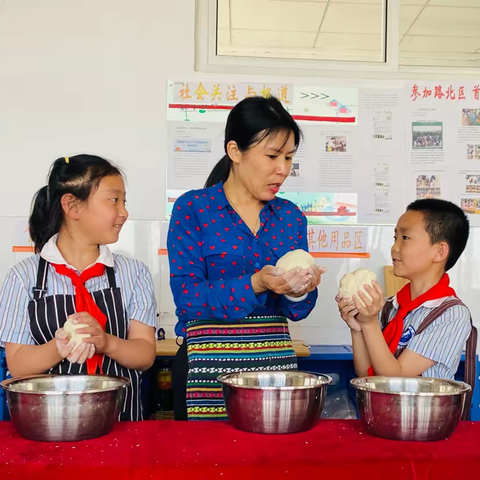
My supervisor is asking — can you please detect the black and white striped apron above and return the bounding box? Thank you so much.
[27,257,142,421]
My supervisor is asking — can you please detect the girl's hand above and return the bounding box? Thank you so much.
[69,312,110,354]
[54,327,95,364]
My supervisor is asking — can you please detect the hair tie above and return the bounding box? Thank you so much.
[65,156,69,164]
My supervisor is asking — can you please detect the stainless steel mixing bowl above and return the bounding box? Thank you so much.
[351,376,470,441]
[218,371,332,434]
[1,374,130,442]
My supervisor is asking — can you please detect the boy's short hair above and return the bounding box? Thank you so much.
[407,199,469,271]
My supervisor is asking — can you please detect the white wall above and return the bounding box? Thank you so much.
[0,0,478,346]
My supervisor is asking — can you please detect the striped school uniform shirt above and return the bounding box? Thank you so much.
[382,295,472,380]
[0,235,157,347]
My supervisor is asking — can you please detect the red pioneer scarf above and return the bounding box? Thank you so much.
[367,273,456,376]
[52,263,107,375]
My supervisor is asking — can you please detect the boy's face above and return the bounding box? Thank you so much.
[391,210,447,280]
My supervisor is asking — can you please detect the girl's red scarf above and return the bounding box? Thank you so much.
[52,263,107,374]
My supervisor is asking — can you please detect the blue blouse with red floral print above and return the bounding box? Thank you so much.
[168,183,318,337]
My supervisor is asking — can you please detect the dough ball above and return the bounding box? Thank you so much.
[63,317,91,352]
[338,268,377,306]
[276,249,314,272]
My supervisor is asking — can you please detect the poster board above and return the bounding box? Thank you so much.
[166,79,480,229]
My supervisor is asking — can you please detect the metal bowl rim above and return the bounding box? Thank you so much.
[350,376,471,396]
[217,371,332,390]
[1,374,131,395]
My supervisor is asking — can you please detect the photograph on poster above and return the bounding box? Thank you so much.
[325,136,347,153]
[460,197,480,214]
[289,163,300,177]
[465,175,480,194]
[412,122,443,150]
[462,109,480,127]
[416,174,441,199]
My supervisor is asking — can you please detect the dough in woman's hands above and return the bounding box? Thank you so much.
[63,317,91,352]
[276,249,314,272]
[338,268,377,306]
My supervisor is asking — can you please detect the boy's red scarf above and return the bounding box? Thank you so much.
[367,274,456,376]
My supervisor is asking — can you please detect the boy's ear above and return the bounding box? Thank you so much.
[434,241,449,264]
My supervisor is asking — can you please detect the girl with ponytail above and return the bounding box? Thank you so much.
[0,155,157,421]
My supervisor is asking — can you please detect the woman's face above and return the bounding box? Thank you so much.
[229,130,296,202]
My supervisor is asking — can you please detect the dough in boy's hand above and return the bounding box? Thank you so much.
[63,317,91,352]
[338,268,377,307]
[276,249,314,272]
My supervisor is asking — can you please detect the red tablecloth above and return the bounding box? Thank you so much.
[1,420,479,479]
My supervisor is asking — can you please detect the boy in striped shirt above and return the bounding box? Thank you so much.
[337,199,473,381]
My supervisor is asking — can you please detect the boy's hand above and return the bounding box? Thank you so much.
[335,293,361,332]
[353,281,385,325]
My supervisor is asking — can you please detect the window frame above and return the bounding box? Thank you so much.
[195,0,480,80]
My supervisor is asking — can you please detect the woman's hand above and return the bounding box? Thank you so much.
[284,265,326,297]
[251,264,325,296]
[304,265,325,293]
[54,328,95,364]
[70,312,110,354]
[335,294,361,332]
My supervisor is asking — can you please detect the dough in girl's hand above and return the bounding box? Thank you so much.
[276,249,314,272]
[338,268,377,307]
[63,317,91,352]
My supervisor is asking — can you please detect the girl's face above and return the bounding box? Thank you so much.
[75,175,128,245]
